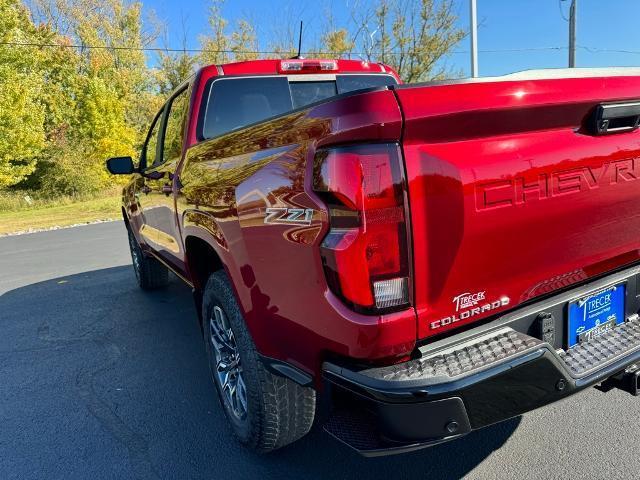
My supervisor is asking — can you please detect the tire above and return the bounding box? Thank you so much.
[127,226,169,290]
[202,271,316,453]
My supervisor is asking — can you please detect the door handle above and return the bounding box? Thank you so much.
[141,185,151,195]
[589,101,640,135]
[162,184,172,196]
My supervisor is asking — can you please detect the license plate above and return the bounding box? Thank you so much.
[567,283,625,348]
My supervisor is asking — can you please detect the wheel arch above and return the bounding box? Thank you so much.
[183,225,280,365]
[184,232,227,334]
[184,234,225,292]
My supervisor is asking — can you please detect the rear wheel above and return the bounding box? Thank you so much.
[202,271,316,453]
[127,227,169,290]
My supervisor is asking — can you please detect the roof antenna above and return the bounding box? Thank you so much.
[293,21,304,59]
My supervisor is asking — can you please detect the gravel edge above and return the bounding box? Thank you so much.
[0,218,119,237]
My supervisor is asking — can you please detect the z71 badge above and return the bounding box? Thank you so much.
[264,207,314,226]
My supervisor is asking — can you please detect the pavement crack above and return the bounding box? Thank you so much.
[75,359,160,479]
[61,312,161,480]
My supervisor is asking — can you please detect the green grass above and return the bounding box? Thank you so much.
[0,195,121,235]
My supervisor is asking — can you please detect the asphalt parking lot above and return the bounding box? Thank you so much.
[1,221,639,479]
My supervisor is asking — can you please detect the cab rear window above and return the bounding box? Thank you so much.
[201,74,397,140]
[201,77,292,139]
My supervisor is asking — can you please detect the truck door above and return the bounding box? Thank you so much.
[136,86,190,275]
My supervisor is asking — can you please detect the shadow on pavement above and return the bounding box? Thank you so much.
[0,265,520,480]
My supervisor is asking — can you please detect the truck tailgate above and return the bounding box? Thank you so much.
[395,73,640,340]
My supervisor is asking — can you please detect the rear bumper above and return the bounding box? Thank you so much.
[323,314,640,456]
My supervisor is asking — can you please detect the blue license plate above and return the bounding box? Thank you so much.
[567,283,625,348]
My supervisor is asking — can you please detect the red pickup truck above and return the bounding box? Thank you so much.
[107,59,640,456]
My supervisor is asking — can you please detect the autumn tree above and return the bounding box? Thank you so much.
[156,17,197,95]
[0,0,46,188]
[230,20,258,61]
[25,0,160,195]
[267,1,463,80]
[352,0,465,82]
[320,29,354,56]
[156,50,197,95]
[199,1,259,65]
[199,0,230,65]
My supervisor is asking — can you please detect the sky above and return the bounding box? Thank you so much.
[142,0,640,78]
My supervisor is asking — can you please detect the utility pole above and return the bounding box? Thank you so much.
[568,0,577,67]
[470,0,478,77]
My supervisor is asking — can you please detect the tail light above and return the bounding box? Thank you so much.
[313,144,410,312]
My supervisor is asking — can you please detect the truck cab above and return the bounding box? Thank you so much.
[124,59,400,280]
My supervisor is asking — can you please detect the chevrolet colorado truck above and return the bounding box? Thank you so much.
[107,59,640,456]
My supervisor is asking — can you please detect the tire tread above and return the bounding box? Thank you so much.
[127,227,169,290]
[203,271,315,453]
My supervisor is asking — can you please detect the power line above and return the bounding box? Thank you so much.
[4,40,640,57]
[0,40,574,56]
[579,45,640,55]
[0,41,279,55]
[456,46,569,53]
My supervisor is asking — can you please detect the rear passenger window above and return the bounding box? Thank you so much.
[161,87,189,166]
[202,77,293,139]
[142,112,162,170]
[289,81,337,109]
[337,75,398,93]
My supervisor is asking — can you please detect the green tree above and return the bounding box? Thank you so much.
[353,0,465,82]
[320,28,354,56]
[156,50,197,95]
[156,18,197,95]
[230,20,258,61]
[0,0,46,188]
[199,0,230,65]
[199,1,260,65]
[27,0,159,194]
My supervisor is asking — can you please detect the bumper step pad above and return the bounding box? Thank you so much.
[360,329,542,383]
[559,317,640,377]
[357,318,640,384]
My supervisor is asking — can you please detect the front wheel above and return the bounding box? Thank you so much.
[202,271,316,453]
[127,226,169,290]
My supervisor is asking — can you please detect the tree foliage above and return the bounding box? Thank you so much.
[351,0,466,82]
[0,0,46,188]
[320,29,354,56]
[16,0,161,195]
[156,50,197,95]
[198,0,230,65]
[230,20,258,61]
[198,1,258,65]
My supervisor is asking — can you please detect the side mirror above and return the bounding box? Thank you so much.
[106,156,136,175]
